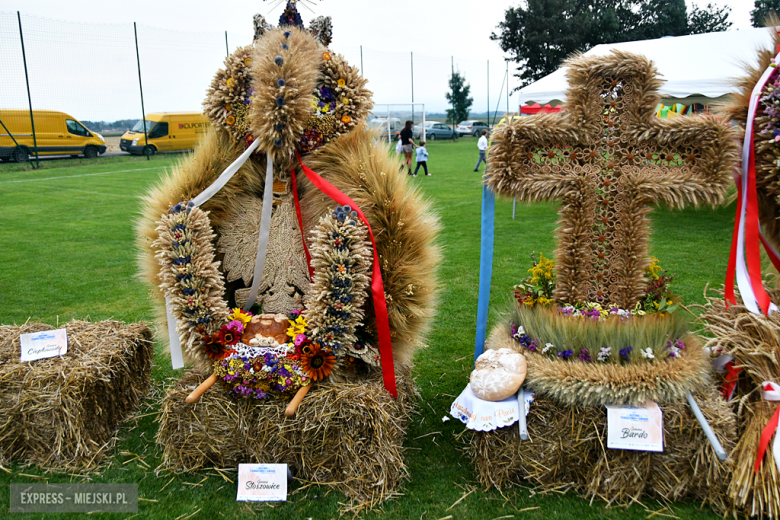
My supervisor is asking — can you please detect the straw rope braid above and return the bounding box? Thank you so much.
[153,203,230,360]
[305,205,378,365]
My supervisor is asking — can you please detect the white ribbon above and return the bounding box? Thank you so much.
[191,138,261,207]
[241,157,275,311]
[736,53,780,316]
[762,381,780,473]
[163,139,269,368]
[165,296,184,370]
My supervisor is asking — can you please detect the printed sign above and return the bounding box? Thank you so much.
[605,401,664,452]
[236,464,287,502]
[20,329,68,362]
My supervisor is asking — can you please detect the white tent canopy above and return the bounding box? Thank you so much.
[516,27,776,107]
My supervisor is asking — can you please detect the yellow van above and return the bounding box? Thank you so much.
[0,109,106,162]
[120,112,209,156]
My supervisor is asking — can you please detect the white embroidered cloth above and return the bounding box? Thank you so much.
[450,384,532,432]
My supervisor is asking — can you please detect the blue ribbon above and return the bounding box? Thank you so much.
[474,185,495,363]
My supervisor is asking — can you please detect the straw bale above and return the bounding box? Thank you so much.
[0,320,154,472]
[698,289,780,518]
[466,389,736,512]
[157,364,417,508]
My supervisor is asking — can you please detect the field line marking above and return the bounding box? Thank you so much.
[0,166,160,185]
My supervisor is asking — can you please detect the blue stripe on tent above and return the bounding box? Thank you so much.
[474,185,495,364]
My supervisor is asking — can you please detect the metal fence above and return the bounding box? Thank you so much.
[1,11,518,167]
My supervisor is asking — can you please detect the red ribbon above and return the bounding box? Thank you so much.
[755,405,780,473]
[294,152,397,398]
[290,168,314,281]
[725,172,743,307]
[721,360,741,401]
[725,133,774,314]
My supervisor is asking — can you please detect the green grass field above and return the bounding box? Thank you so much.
[0,140,734,519]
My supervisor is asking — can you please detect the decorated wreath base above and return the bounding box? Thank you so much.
[463,388,736,510]
[0,320,154,472]
[487,310,711,408]
[158,364,416,509]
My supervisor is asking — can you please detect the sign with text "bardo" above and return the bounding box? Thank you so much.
[605,401,664,452]
[237,464,288,502]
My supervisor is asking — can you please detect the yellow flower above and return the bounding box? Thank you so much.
[226,114,236,126]
[244,57,252,67]
[227,77,235,87]
[229,308,252,326]
[341,114,352,124]
[286,315,308,338]
[646,256,662,280]
[341,97,349,105]
[337,78,346,87]
[322,52,332,61]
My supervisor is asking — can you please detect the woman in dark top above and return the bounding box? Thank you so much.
[399,120,416,176]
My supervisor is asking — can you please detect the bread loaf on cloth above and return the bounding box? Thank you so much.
[470,348,527,401]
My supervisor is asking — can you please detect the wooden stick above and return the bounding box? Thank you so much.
[185,374,218,404]
[285,384,312,417]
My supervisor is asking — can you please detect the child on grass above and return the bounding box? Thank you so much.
[413,141,429,177]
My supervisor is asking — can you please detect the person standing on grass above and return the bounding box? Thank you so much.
[474,129,488,172]
[413,141,429,177]
[400,120,416,175]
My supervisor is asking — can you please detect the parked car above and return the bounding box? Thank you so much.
[120,112,209,156]
[0,109,106,162]
[412,121,458,141]
[368,118,403,141]
[456,120,490,137]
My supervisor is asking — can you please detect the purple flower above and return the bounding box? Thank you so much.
[620,346,633,360]
[579,349,592,362]
[558,349,573,360]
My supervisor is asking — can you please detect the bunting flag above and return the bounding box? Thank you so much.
[294,152,397,398]
[755,381,780,474]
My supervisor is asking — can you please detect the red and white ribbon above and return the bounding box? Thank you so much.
[755,381,780,474]
[726,48,780,316]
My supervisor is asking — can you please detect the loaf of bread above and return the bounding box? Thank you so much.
[470,348,527,401]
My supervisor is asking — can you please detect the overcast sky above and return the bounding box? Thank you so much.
[0,0,756,121]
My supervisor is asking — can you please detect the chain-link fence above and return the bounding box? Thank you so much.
[1,11,518,167]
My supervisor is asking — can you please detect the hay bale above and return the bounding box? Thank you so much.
[698,290,780,518]
[157,365,417,508]
[466,389,736,512]
[0,320,154,472]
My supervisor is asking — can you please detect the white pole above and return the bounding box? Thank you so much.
[387,104,390,142]
[422,103,426,142]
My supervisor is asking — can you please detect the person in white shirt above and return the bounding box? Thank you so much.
[413,141,429,177]
[474,129,488,172]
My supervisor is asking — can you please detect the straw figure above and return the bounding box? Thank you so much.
[699,21,780,518]
[135,6,439,502]
[470,50,741,506]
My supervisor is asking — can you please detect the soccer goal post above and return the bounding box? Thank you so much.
[371,103,426,142]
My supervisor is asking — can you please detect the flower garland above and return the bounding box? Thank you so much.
[203,46,256,143]
[305,205,379,366]
[153,202,230,359]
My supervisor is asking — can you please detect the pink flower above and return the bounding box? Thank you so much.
[294,333,307,347]
[228,320,245,334]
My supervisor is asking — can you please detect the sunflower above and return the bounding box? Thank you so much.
[229,308,253,326]
[300,343,336,381]
[203,333,227,360]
